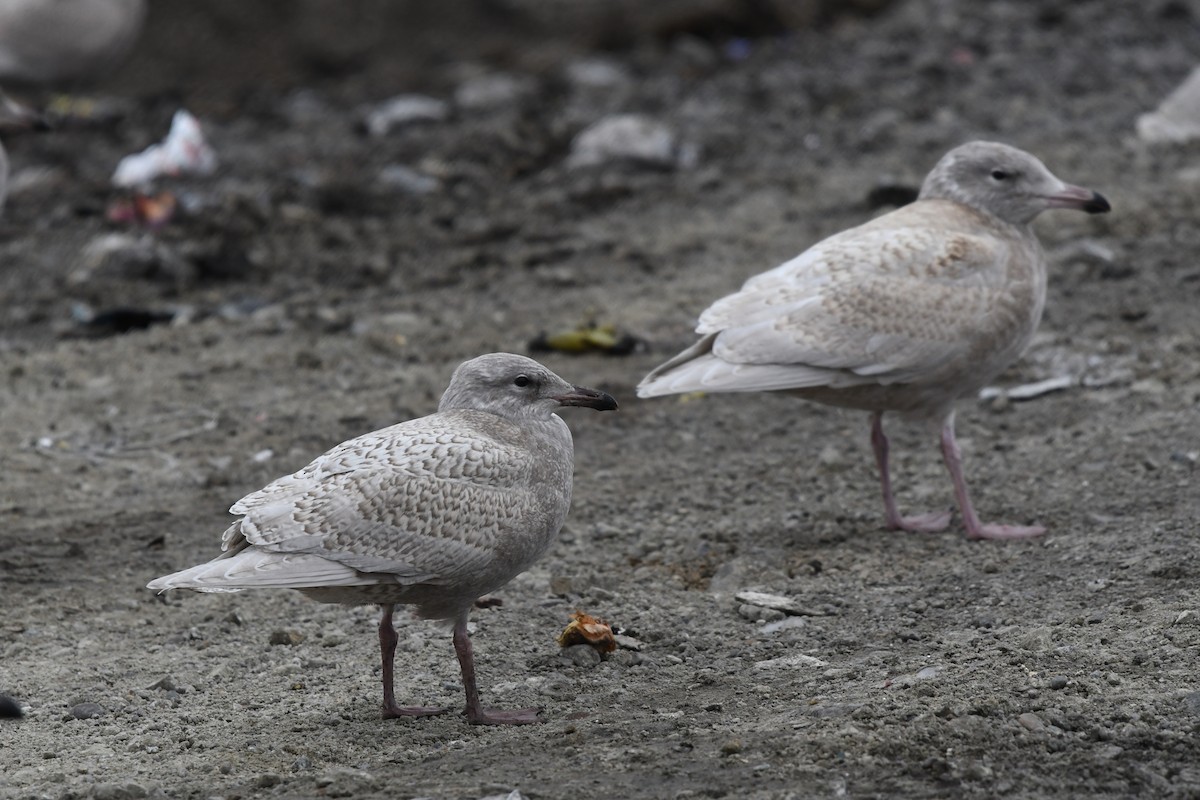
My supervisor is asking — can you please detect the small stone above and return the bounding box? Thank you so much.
[568,115,681,170]
[738,603,786,622]
[256,773,283,788]
[560,644,602,667]
[363,94,448,136]
[1048,675,1069,690]
[454,73,535,111]
[734,590,825,617]
[291,755,313,772]
[1172,610,1200,626]
[70,702,104,720]
[146,676,176,692]
[720,739,742,756]
[92,783,147,800]
[377,165,441,195]
[1017,712,1044,732]
[269,629,304,646]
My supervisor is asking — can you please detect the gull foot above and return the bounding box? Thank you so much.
[966,523,1046,541]
[887,509,953,533]
[466,707,543,726]
[382,704,453,720]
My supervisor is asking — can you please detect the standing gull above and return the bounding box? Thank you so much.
[638,141,1110,540]
[0,0,146,85]
[149,353,617,725]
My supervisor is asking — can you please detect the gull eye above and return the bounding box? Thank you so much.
[513,375,532,388]
[990,169,1010,181]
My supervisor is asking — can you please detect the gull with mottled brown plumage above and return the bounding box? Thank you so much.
[149,353,617,725]
[638,141,1110,540]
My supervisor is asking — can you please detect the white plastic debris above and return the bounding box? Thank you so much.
[1137,66,1200,144]
[568,114,689,169]
[978,375,1074,402]
[112,110,217,187]
[734,590,828,616]
[363,94,448,137]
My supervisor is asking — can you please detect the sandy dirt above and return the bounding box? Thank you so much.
[1,1,1199,798]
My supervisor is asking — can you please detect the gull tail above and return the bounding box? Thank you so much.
[147,548,372,594]
[636,334,718,398]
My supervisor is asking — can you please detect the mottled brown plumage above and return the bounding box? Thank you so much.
[150,353,617,725]
[639,142,1109,540]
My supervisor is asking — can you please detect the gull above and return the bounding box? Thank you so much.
[149,353,618,725]
[638,141,1110,540]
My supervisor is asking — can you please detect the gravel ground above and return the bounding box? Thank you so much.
[1,1,1198,798]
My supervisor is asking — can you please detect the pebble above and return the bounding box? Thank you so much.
[454,73,535,111]
[565,58,629,90]
[753,653,828,670]
[377,165,441,195]
[92,784,148,800]
[734,590,825,617]
[1172,610,1200,626]
[364,94,448,136]
[1048,675,1069,690]
[560,644,602,667]
[70,702,105,720]
[738,603,786,623]
[567,115,683,170]
[760,616,809,635]
[1017,712,1045,732]
[269,629,304,646]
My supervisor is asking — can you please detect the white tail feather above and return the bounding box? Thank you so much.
[147,548,376,593]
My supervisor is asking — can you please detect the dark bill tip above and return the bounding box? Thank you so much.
[555,386,618,412]
[1082,191,1111,215]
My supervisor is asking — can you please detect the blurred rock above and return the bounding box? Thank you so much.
[454,73,536,111]
[377,164,441,195]
[363,94,448,136]
[568,115,692,170]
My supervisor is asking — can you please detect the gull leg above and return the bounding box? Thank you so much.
[939,414,1045,540]
[453,610,542,725]
[870,412,952,532]
[378,604,452,719]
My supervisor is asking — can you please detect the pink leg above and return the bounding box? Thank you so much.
[378,604,453,719]
[452,611,542,726]
[939,414,1045,540]
[870,412,952,532]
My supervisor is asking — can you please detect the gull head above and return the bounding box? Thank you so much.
[439,353,618,419]
[920,141,1110,226]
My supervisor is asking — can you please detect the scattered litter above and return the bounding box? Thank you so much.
[479,791,527,800]
[106,190,177,227]
[1137,66,1200,144]
[529,322,641,356]
[978,375,1074,402]
[112,110,217,187]
[734,590,830,617]
[363,94,448,137]
[568,114,693,170]
[556,611,616,654]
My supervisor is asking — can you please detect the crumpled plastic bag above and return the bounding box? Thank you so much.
[112,109,217,187]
